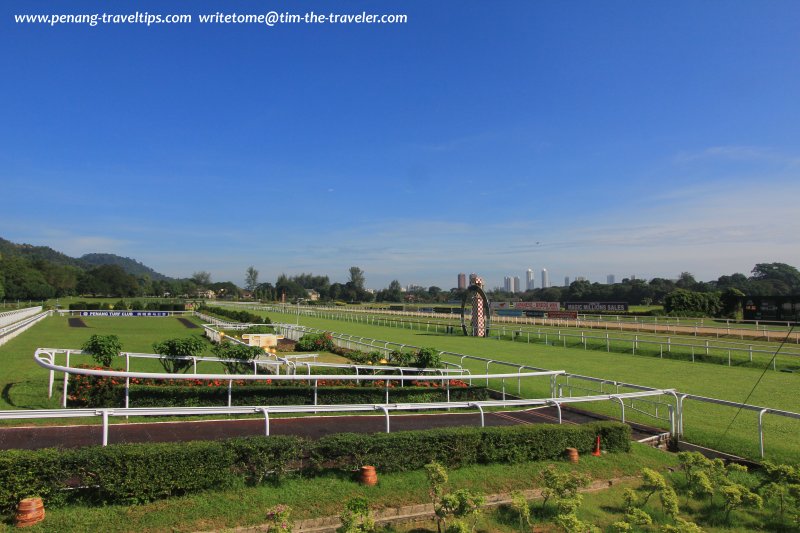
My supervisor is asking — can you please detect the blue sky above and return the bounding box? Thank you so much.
[2,1,799,290]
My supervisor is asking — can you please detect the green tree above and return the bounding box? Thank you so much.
[377,280,403,303]
[245,266,259,292]
[750,262,800,295]
[191,271,212,287]
[212,342,265,374]
[82,334,123,367]
[348,266,366,291]
[153,337,206,373]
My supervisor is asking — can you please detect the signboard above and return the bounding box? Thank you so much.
[524,310,546,318]
[546,311,578,319]
[79,311,171,317]
[496,309,523,317]
[564,302,629,312]
[491,301,559,311]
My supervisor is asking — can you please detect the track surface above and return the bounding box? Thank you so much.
[0,406,663,450]
[176,317,200,329]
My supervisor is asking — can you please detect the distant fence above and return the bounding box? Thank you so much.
[0,306,42,329]
[0,308,50,347]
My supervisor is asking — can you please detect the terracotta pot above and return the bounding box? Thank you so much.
[359,465,378,486]
[15,497,45,528]
[565,447,579,464]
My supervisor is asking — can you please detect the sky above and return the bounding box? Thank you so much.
[2,0,800,290]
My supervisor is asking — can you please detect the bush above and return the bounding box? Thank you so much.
[297,332,335,352]
[198,304,269,324]
[81,334,123,367]
[212,342,265,374]
[152,337,206,373]
[414,347,442,369]
[67,365,124,407]
[0,422,631,513]
[69,383,490,408]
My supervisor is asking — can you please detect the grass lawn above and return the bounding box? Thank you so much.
[0,444,678,532]
[2,443,790,532]
[2,312,798,461]
[0,315,211,412]
[269,312,800,463]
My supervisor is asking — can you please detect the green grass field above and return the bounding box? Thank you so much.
[2,311,798,461]
[260,310,800,463]
[0,315,211,412]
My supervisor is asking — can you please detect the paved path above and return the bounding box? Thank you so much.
[0,406,663,450]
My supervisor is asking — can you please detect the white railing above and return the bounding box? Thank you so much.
[0,306,42,328]
[272,323,800,458]
[34,346,550,410]
[13,321,800,458]
[248,302,800,342]
[0,309,50,347]
[263,305,800,369]
[0,389,672,447]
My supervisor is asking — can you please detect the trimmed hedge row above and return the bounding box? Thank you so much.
[198,304,268,324]
[69,385,490,408]
[0,422,629,513]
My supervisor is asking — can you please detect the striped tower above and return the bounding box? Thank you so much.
[469,274,486,337]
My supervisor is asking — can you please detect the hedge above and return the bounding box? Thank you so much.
[69,384,490,408]
[0,422,629,513]
[198,304,268,324]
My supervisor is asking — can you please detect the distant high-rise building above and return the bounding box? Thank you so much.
[503,276,512,292]
[458,273,467,290]
[576,276,587,282]
[607,274,615,284]
[513,276,521,293]
[526,269,535,291]
[541,268,549,289]
[564,276,570,286]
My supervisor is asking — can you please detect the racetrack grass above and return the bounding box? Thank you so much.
[0,315,211,413]
[274,313,800,463]
[2,313,798,461]
[270,305,800,370]
[0,443,677,532]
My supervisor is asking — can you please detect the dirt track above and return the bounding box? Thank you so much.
[0,406,663,450]
[177,317,200,329]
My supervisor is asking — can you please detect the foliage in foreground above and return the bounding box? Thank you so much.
[0,422,629,513]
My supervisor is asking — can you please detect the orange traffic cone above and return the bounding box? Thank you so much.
[592,435,602,457]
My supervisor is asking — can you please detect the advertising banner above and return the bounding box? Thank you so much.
[79,311,171,317]
[563,302,629,312]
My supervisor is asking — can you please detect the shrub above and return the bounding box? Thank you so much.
[414,347,442,369]
[68,365,124,407]
[212,342,265,374]
[69,383,489,408]
[81,334,122,367]
[152,337,206,373]
[296,332,334,352]
[198,304,269,324]
[0,423,630,513]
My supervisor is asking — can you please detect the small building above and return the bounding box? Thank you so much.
[306,289,320,301]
